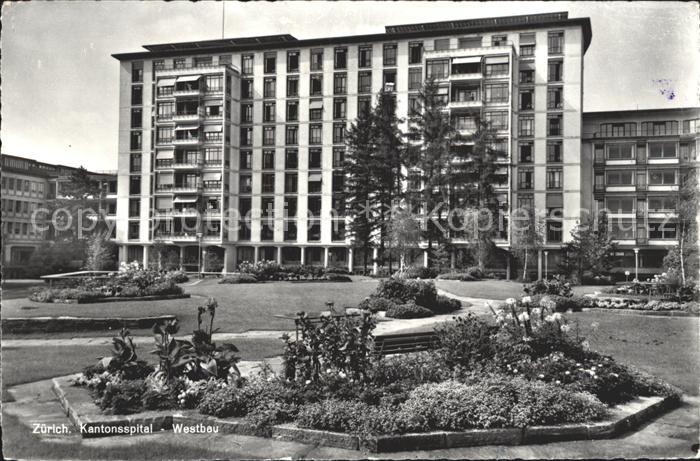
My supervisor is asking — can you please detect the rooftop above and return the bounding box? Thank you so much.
[113,11,591,61]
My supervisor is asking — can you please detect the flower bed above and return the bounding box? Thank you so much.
[29,262,185,303]
[237,261,351,282]
[588,297,699,314]
[70,294,681,446]
[358,278,461,318]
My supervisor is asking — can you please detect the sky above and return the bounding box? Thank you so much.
[1,1,698,171]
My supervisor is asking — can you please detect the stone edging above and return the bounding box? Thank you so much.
[58,293,191,304]
[52,375,680,453]
[2,315,178,334]
[582,307,699,318]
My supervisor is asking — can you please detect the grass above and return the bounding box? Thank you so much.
[2,278,379,335]
[1,337,284,389]
[435,279,605,300]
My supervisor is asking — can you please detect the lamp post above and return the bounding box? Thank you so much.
[633,248,639,281]
[196,232,203,278]
[543,251,549,279]
[625,270,630,283]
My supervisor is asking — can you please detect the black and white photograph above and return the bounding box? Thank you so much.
[1,1,698,459]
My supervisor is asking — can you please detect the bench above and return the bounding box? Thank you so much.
[372,331,439,356]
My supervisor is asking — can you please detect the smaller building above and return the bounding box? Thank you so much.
[1,154,117,277]
[581,107,700,278]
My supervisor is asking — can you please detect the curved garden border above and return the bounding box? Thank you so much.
[52,375,680,453]
[3,315,178,334]
[581,307,699,318]
[38,293,190,305]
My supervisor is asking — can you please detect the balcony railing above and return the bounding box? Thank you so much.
[172,137,201,146]
[173,183,202,193]
[636,237,648,245]
[636,183,647,192]
[172,159,203,169]
[172,111,202,122]
[173,86,202,97]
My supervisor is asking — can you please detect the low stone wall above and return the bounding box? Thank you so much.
[47,293,191,304]
[3,315,178,334]
[52,375,680,453]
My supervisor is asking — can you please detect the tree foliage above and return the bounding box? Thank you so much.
[663,169,699,284]
[560,211,617,281]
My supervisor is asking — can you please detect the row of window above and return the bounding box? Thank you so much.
[1,199,42,215]
[239,148,345,170]
[237,196,346,218]
[594,142,695,161]
[518,114,563,137]
[517,87,563,111]
[240,123,346,147]
[600,196,677,213]
[236,219,346,243]
[1,177,46,195]
[598,120,698,137]
[518,141,563,163]
[599,170,678,186]
[2,221,45,238]
[517,168,563,190]
[237,172,343,195]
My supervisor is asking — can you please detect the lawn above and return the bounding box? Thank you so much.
[436,279,605,300]
[2,278,380,335]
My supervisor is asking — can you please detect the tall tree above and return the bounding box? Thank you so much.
[406,79,459,267]
[510,206,546,281]
[50,167,106,241]
[663,168,699,284]
[344,103,381,272]
[386,205,423,271]
[560,211,617,281]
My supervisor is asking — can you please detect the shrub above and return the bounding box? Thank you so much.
[219,274,259,284]
[238,260,282,281]
[325,267,349,275]
[434,314,496,370]
[400,266,438,279]
[167,270,189,283]
[371,352,447,387]
[465,266,485,280]
[385,303,434,319]
[197,385,243,417]
[431,295,462,314]
[296,399,370,433]
[358,297,398,313]
[144,280,183,297]
[97,379,146,414]
[375,278,437,307]
[324,274,352,282]
[539,295,581,312]
[524,275,573,297]
[436,272,477,281]
[581,274,614,285]
[29,287,56,303]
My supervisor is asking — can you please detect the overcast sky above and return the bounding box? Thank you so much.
[1,1,697,171]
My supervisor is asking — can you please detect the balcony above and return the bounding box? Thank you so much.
[172,136,201,146]
[154,208,199,218]
[172,183,202,193]
[173,86,202,97]
[154,232,198,242]
[172,159,203,170]
[636,237,648,245]
[450,71,482,81]
[172,111,202,123]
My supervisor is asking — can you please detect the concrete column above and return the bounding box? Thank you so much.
[634,248,639,281]
[142,246,149,268]
[347,248,354,273]
[450,251,456,270]
[423,249,429,268]
[277,246,282,265]
[537,249,543,280]
[323,247,329,268]
[543,251,549,279]
[506,255,511,281]
[372,248,379,276]
[118,245,127,264]
[223,246,236,273]
[253,246,259,264]
[179,247,185,270]
[300,247,306,265]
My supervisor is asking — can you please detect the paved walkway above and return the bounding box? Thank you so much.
[3,377,698,459]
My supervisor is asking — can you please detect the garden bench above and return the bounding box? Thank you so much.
[372,331,439,356]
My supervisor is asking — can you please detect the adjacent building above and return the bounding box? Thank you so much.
[111,11,592,273]
[0,154,117,277]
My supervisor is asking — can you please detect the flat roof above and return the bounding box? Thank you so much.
[113,11,592,61]
[583,107,700,118]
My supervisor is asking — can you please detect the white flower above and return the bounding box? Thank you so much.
[531,308,541,316]
[305,379,311,385]
[338,371,347,379]
[506,298,517,306]
[555,380,561,384]
[565,371,571,375]
[552,313,563,322]
[538,374,545,379]
[582,340,590,350]
[518,312,530,322]
[544,315,555,322]
[521,296,532,305]
[326,368,332,374]
[560,324,571,333]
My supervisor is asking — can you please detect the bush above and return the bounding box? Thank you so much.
[385,303,434,319]
[581,274,614,285]
[324,274,352,282]
[197,385,243,418]
[371,352,447,387]
[375,278,437,307]
[143,280,184,297]
[400,266,438,279]
[539,295,582,312]
[431,295,462,314]
[97,379,146,414]
[524,275,573,297]
[358,297,398,313]
[434,314,496,370]
[167,270,189,283]
[436,272,477,281]
[325,267,349,275]
[219,274,259,284]
[465,266,485,280]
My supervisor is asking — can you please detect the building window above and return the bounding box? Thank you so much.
[548,60,563,82]
[607,143,634,160]
[286,76,299,97]
[285,173,298,193]
[606,171,634,185]
[520,43,535,57]
[485,83,509,103]
[546,220,562,242]
[491,35,507,46]
[334,47,347,69]
[358,71,372,93]
[408,68,422,90]
[648,196,676,212]
[129,176,141,195]
[131,61,143,83]
[333,123,346,144]
[408,41,423,64]
[310,48,323,71]
[241,104,253,124]
[485,111,508,130]
[518,117,534,137]
[426,60,449,79]
[309,100,323,120]
[519,142,533,163]
[548,31,564,54]
[484,63,508,77]
[310,74,323,96]
[546,168,562,189]
[518,169,533,189]
[194,56,212,67]
[308,174,323,194]
[518,194,534,210]
[519,67,534,84]
[648,142,677,158]
[130,108,142,128]
[263,126,276,146]
[408,95,420,116]
[548,115,562,136]
[547,87,563,109]
[600,123,637,137]
[287,50,299,73]
[240,127,253,146]
[264,52,276,74]
[285,149,298,169]
[606,197,634,214]
[434,38,450,51]
[333,147,345,167]
[262,150,275,169]
[286,101,299,122]
[130,131,142,150]
[241,55,253,74]
[648,170,676,185]
[128,198,140,217]
[334,73,347,94]
[128,222,140,240]
[284,221,297,241]
[383,69,397,91]
[547,142,563,162]
[131,86,143,105]
[309,148,322,169]
[285,125,298,145]
[641,121,679,136]
[156,127,172,144]
[263,77,276,98]
[241,79,253,99]
[309,125,322,145]
[648,222,676,239]
[383,43,397,66]
[260,173,275,193]
[130,153,142,172]
[359,46,373,68]
[239,174,252,193]
[173,58,186,69]
[333,98,346,119]
[263,102,276,123]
